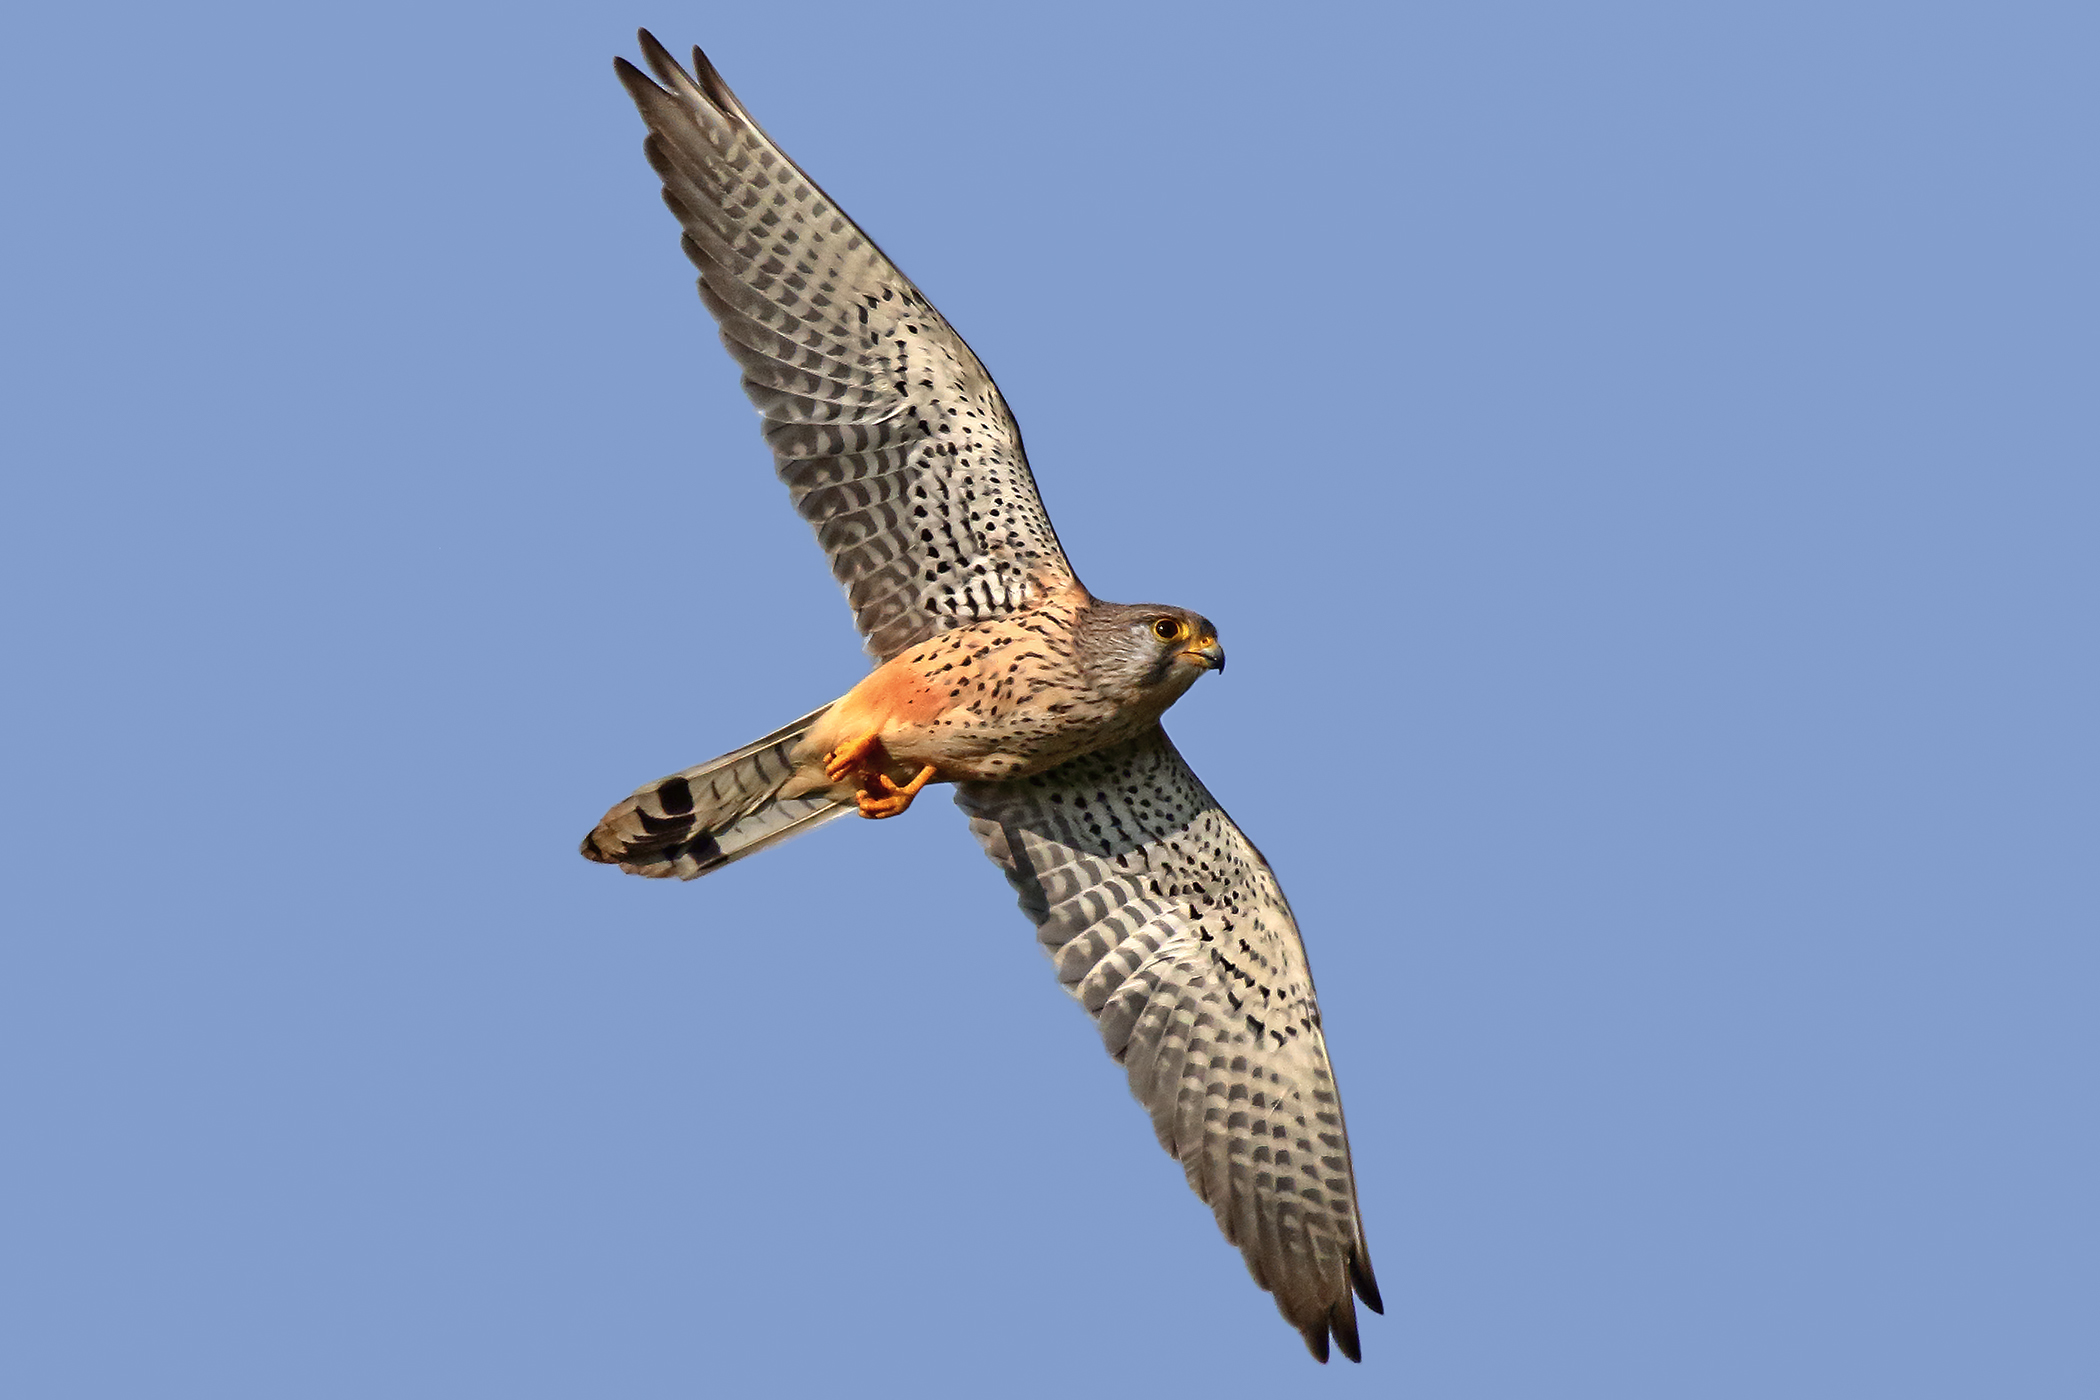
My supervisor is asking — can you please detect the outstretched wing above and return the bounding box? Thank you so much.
[955,728,1382,1362]
[616,33,1077,661]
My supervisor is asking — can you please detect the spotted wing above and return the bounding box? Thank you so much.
[955,728,1382,1362]
[615,33,1076,660]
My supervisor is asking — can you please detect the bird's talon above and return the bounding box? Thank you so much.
[855,763,937,819]
[824,730,880,783]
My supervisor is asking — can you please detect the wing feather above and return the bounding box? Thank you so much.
[957,728,1380,1362]
[616,32,1076,659]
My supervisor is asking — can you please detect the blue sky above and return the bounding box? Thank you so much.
[5,2,2095,1395]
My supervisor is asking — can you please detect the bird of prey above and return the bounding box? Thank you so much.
[582,31,1382,1362]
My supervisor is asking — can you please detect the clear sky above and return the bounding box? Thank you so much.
[5,2,2094,1395]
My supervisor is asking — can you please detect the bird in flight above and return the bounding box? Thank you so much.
[582,31,1382,1362]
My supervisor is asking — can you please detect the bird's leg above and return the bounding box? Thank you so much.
[856,763,938,819]
[822,730,934,817]
[823,730,883,783]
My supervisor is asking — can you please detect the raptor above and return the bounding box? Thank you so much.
[582,31,1381,1361]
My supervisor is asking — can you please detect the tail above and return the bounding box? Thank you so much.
[580,705,851,879]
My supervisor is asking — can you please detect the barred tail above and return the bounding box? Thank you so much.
[579,705,851,879]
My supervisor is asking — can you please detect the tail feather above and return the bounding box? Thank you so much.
[580,705,851,879]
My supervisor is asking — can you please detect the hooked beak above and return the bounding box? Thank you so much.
[1181,640,1226,674]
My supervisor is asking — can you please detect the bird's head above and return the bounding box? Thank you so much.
[1076,601,1226,704]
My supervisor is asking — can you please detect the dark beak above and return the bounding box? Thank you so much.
[1185,641,1226,674]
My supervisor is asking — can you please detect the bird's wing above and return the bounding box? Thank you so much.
[616,33,1078,661]
[955,727,1382,1362]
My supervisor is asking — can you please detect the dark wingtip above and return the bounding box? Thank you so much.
[1351,1248,1385,1314]
[619,30,738,121]
[636,27,681,83]
[687,44,746,119]
[612,54,660,105]
[1299,1324,1330,1364]
[1329,1298,1363,1364]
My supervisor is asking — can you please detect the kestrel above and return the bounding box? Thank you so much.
[582,32,1382,1362]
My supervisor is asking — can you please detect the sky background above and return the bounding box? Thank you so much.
[4,1,2095,1395]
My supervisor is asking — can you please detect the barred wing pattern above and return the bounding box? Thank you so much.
[956,729,1382,1362]
[617,35,1076,660]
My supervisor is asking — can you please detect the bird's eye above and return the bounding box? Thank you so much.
[1152,618,1184,642]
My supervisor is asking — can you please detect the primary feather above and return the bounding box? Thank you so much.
[957,728,1381,1361]
[616,34,1075,660]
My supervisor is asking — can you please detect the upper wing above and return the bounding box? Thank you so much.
[616,33,1078,660]
[955,728,1382,1362]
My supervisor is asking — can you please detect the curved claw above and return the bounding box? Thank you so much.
[855,763,937,820]
[824,731,880,783]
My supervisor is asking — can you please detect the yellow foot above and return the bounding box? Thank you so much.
[824,730,882,783]
[856,764,938,819]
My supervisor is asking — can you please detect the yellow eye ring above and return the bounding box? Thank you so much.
[1152,617,1185,642]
